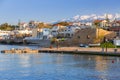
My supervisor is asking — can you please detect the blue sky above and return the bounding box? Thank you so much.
[0,0,120,24]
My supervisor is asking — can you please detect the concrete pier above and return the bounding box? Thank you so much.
[39,47,120,57]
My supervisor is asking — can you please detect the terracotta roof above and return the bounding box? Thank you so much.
[93,20,103,23]
[116,20,120,23]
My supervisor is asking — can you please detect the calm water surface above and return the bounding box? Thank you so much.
[0,44,120,80]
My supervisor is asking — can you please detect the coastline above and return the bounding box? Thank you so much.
[39,47,120,57]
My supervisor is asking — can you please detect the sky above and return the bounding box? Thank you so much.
[0,0,120,24]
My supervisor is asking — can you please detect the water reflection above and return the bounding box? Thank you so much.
[116,58,120,63]
[95,56,108,72]
[0,45,120,80]
[19,55,31,68]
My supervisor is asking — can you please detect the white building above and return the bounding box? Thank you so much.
[0,30,11,36]
[19,22,28,30]
[58,26,80,38]
[23,28,52,46]
[86,22,92,26]
[32,28,52,40]
[72,22,81,26]
[17,30,32,35]
[114,38,120,46]
[51,26,66,37]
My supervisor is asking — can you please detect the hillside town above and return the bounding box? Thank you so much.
[0,14,120,47]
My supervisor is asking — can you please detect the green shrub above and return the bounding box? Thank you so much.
[100,42,115,48]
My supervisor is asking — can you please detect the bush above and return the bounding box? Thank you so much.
[51,38,57,44]
[100,42,115,48]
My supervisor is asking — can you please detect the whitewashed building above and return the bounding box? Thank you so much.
[23,28,52,46]
[58,26,80,38]
[51,26,66,37]
[32,28,52,39]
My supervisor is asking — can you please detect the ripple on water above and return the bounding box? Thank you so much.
[0,45,120,80]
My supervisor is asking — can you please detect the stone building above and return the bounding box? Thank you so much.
[60,28,116,46]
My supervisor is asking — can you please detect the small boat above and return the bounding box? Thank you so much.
[23,37,51,47]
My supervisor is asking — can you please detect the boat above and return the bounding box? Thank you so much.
[23,37,51,47]
[23,28,53,47]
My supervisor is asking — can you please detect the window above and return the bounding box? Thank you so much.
[117,32,119,36]
[43,36,47,40]
[87,35,90,39]
[78,36,80,39]
[71,34,73,37]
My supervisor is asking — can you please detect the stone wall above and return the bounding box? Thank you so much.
[59,28,116,47]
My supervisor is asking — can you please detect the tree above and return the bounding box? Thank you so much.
[54,22,70,26]
[37,22,52,29]
[0,23,15,31]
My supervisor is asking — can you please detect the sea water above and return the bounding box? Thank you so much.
[0,44,120,80]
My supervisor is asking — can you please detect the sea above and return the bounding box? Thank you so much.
[0,44,120,80]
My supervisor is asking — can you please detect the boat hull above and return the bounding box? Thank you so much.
[24,39,51,47]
